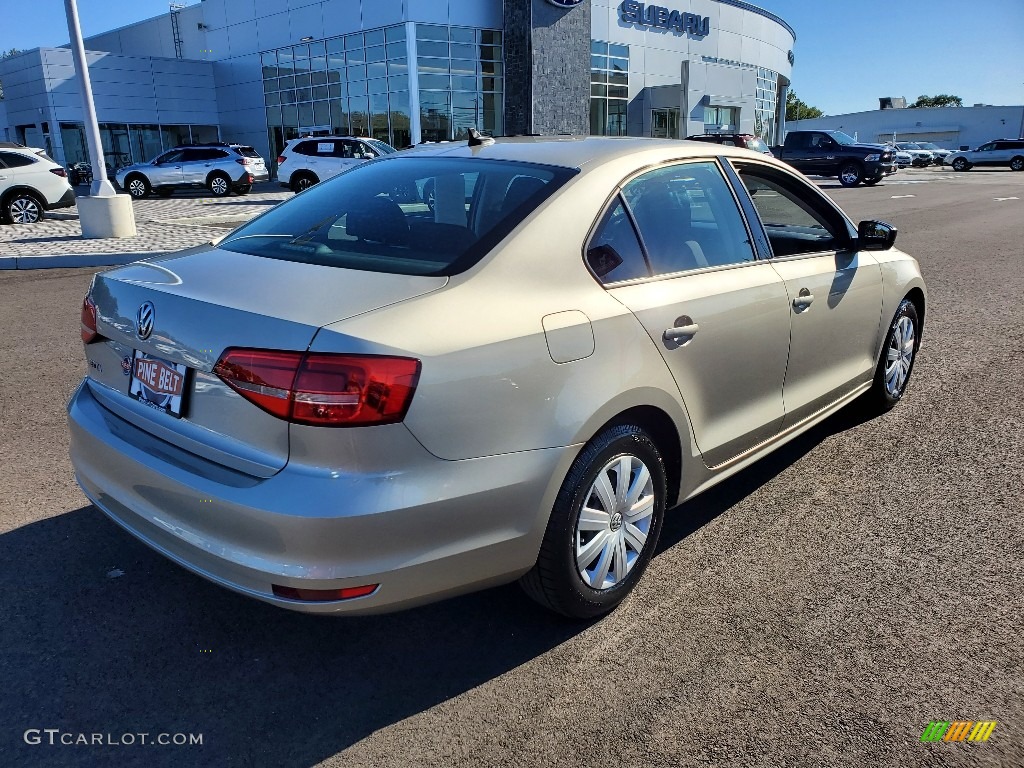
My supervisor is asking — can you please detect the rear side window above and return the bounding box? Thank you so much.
[586,198,650,284]
[0,151,36,168]
[220,157,577,276]
[620,160,755,274]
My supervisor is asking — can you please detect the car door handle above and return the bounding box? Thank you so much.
[793,291,814,309]
[663,322,699,343]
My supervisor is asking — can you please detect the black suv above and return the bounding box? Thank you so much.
[685,134,773,155]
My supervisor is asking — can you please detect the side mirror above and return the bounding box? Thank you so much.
[857,220,897,251]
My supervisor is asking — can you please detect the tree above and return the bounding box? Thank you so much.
[909,94,963,108]
[786,91,824,122]
[0,48,23,101]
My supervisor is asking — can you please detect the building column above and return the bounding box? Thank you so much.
[406,22,421,145]
[503,0,590,135]
[777,81,790,142]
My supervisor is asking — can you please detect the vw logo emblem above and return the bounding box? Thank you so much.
[546,0,585,7]
[136,301,155,341]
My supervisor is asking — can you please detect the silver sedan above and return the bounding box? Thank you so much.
[69,137,926,618]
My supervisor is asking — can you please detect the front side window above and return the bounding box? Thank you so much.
[734,162,850,258]
[220,157,576,276]
[620,161,755,275]
[977,143,995,152]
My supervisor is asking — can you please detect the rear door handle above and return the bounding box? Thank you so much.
[663,321,699,344]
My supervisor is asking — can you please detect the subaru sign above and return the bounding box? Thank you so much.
[621,1,711,36]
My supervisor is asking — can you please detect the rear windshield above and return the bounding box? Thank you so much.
[219,157,577,276]
[745,138,769,153]
[365,139,397,155]
[235,146,261,158]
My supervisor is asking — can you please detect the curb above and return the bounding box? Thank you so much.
[0,252,164,271]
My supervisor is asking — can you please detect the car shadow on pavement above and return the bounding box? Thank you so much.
[0,506,589,767]
[657,398,881,552]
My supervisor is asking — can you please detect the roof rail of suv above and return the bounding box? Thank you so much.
[172,142,232,148]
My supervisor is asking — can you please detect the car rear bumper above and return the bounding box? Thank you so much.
[47,187,77,210]
[68,380,570,615]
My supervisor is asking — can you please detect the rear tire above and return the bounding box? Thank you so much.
[1010,156,1024,172]
[520,424,667,619]
[290,173,318,193]
[125,174,150,199]
[208,173,231,197]
[864,299,920,413]
[3,191,45,224]
[839,163,863,187]
[952,157,970,172]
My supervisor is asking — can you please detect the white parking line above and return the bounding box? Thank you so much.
[891,194,916,199]
[993,197,1019,202]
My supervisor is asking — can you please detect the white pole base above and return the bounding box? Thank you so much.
[77,194,138,239]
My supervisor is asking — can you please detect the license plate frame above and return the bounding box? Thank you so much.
[128,350,189,418]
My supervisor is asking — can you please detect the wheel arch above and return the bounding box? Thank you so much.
[205,169,231,186]
[1,185,46,207]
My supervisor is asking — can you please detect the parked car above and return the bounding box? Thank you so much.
[684,133,773,154]
[945,139,1024,172]
[115,143,269,199]
[772,130,898,186]
[277,136,397,192]
[914,142,951,165]
[0,145,75,224]
[69,137,926,619]
[893,143,934,168]
[888,146,914,168]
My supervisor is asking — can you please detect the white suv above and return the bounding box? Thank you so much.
[0,145,76,224]
[946,139,1024,172]
[277,136,397,192]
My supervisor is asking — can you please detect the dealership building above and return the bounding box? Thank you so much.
[0,0,796,175]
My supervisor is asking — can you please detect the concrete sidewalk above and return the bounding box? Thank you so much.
[0,183,290,269]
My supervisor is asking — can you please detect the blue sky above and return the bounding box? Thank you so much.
[2,0,1023,116]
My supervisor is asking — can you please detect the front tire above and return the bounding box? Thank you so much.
[865,299,920,412]
[952,157,970,172]
[125,174,150,199]
[520,425,667,619]
[863,177,882,186]
[1010,156,1024,172]
[839,163,863,187]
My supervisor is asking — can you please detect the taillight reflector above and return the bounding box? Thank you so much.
[81,295,98,343]
[277,155,286,165]
[50,167,68,177]
[272,584,378,601]
[235,158,253,166]
[213,348,420,427]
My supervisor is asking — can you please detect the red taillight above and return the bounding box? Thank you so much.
[272,584,378,601]
[235,157,254,166]
[51,167,68,177]
[81,295,98,343]
[213,348,420,427]
[277,155,286,165]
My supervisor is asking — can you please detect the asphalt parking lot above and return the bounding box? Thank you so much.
[0,167,1021,768]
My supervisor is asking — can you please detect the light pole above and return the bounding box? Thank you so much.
[64,0,136,237]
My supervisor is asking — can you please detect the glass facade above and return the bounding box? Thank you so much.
[261,23,503,160]
[589,41,629,136]
[754,67,779,145]
[703,105,739,132]
[58,122,219,169]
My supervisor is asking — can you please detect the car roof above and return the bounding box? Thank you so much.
[396,135,774,169]
[287,136,373,143]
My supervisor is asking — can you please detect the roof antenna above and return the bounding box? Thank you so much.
[467,128,495,147]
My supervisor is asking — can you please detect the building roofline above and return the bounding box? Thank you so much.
[715,0,796,41]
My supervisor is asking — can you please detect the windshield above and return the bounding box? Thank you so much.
[745,138,770,153]
[900,143,922,150]
[219,157,577,276]
[828,131,857,145]
[366,139,397,155]
[918,142,941,150]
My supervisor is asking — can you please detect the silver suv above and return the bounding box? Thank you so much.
[115,143,269,199]
[277,136,396,192]
[946,139,1024,172]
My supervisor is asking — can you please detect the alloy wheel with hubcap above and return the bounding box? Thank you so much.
[520,424,667,618]
[127,176,149,198]
[839,163,863,187]
[1011,157,1024,172]
[293,175,316,192]
[866,298,920,411]
[209,175,230,197]
[952,158,970,172]
[7,194,43,224]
